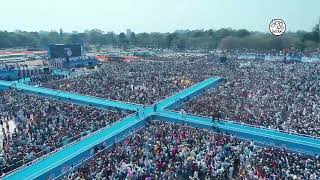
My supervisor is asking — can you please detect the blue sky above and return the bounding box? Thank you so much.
[0,0,319,33]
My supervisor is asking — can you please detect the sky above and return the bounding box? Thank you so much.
[0,0,319,33]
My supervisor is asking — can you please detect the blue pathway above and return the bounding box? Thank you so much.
[0,80,141,112]
[0,80,13,87]
[1,76,320,180]
[157,77,223,110]
[156,111,320,155]
[3,114,146,180]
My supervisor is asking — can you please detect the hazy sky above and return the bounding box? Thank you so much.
[1,0,319,33]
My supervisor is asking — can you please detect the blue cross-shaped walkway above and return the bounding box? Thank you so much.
[0,77,320,180]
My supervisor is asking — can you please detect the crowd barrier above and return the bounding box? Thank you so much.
[53,122,146,180]
[156,110,320,155]
[239,54,320,62]
[2,113,144,180]
[2,75,320,180]
[167,109,320,140]
[10,83,141,112]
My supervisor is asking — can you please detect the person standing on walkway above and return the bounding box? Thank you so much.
[211,115,216,130]
[136,108,139,119]
[212,115,215,124]
[153,104,157,112]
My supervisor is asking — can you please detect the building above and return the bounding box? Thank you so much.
[47,44,99,69]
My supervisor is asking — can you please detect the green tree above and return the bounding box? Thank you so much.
[130,32,137,45]
[119,32,129,48]
[88,29,104,45]
[59,28,64,38]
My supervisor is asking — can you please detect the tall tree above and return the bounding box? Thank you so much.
[130,32,137,45]
[119,32,129,49]
[59,28,64,38]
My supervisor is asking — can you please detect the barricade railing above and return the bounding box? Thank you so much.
[11,83,141,110]
[16,75,221,110]
[165,109,320,140]
[155,76,221,108]
[30,79,201,109]
[39,113,143,179]
[0,133,83,177]
[0,113,135,178]
[53,124,145,180]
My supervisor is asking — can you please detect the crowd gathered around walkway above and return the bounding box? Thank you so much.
[0,90,128,175]
[64,121,320,180]
[31,59,320,137]
[31,61,212,105]
[1,56,320,178]
[179,60,320,137]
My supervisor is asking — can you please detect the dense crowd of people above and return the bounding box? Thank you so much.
[227,48,320,58]
[2,55,318,179]
[64,121,320,180]
[30,61,212,105]
[179,60,320,137]
[30,58,320,137]
[30,74,68,84]
[147,53,207,62]
[0,90,129,175]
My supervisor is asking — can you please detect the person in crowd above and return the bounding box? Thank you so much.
[0,90,129,175]
[30,61,212,105]
[177,59,320,137]
[31,58,320,137]
[11,53,320,179]
[64,121,320,180]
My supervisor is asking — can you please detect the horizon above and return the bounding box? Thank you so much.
[0,28,313,34]
[1,0,319,33]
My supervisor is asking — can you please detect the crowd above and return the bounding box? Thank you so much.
[147,53,207,62]
[1,55,320,178]
[29,58,320,137]
[30,74,68,84]
[226,48,320,58]
[180,60,320,137]
[31,61,212,105]
[0,90,128,175]
[64,121,320,180]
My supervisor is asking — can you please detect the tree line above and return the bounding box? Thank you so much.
[0,22,319,51]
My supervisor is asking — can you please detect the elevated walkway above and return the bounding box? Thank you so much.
[3,114,149,180]
[2,76,320,180]
[157,77,223,110]
[156,111,320,155]
[0,80,13,90]
[0,80,141,112]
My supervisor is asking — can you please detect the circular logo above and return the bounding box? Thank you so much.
[269,19,286,36]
